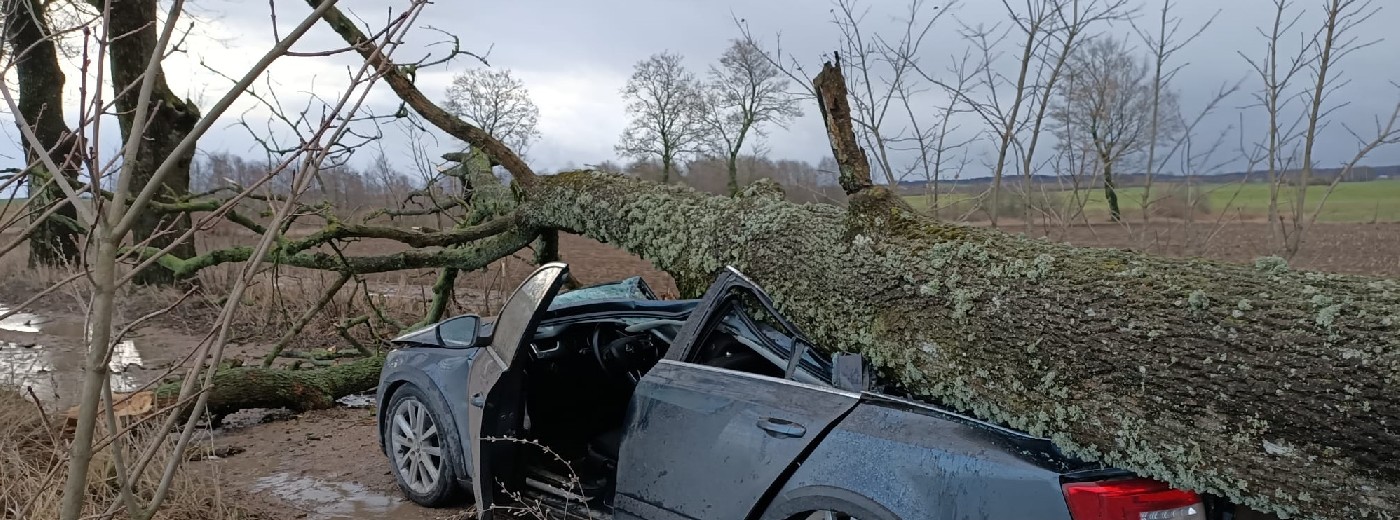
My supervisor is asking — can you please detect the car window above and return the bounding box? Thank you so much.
[548,276,654,309]
[692,288,831,384]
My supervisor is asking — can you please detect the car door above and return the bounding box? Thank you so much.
[466,262,569,520]
[613,267,861,520]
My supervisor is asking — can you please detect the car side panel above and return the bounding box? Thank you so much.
[377,346,481,485]
[758,402,1074,520]
[615,360,859,520]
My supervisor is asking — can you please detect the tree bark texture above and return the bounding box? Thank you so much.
[155,356,383,420]
[102,0,200,285]
[4,0,83,266]
[521,170,1398,520]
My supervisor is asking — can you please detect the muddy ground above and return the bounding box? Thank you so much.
[1,224,1396,519]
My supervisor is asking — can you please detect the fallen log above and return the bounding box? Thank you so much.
[153,356,382,421]
[522,171,1399,519]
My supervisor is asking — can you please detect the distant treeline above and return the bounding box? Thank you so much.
[894,164,1400,194]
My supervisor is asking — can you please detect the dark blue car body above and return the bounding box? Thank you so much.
[375,264,1231,520]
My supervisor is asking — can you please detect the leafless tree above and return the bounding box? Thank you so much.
[2,0,83,266]
[617,51,706,183]
[1051,36,1183,222]
[701,39,802,195]
[1284,0,1383,256]
[443,67,542,155]
[1131,0,1217,224]
[1240,0,1312,250]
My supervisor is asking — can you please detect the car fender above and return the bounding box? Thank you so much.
[757,401,1074,520]
[378,363,472,485]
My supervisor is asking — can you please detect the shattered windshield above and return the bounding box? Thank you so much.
[549,276,655,309]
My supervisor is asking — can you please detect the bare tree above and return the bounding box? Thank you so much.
[617,51,706,183]
[1285,0,1382,256]
[443,67,542,155]
[102,0,204,285]
[959,1,1059,228]
[701,39,802,195]
[3,0,83,266]
[1051,36,1182,222]
[1240,0,1311,251]
[1131,0,1217,224]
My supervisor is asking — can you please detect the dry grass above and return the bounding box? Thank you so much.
[0,389,253,519]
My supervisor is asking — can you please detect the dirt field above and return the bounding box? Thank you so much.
[1044,221,1400,277]
[1,223,1395,519]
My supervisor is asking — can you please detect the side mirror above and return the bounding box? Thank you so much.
[832,353,872,392]
[435,315,481,348]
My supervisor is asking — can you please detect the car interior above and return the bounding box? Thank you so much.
[506,285,832,512]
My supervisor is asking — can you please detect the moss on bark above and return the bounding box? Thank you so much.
[156,356,383,418]
[523,170,1399,520]
[4,0,83,266]
[99,0,202,285]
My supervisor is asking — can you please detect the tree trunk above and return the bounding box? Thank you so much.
[155,356,383,422]
[1103,157,1122,222]
[522,170,1398,520]
[4,0,83,266]
[102,0,200,285]
[660,152,673,184]
[726,152,740,196]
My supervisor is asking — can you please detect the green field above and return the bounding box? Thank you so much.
[904,179,1400,223]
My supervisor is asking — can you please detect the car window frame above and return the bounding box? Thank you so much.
[683,285,832,385]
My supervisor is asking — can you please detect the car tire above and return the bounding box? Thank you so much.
[383,384,466,507]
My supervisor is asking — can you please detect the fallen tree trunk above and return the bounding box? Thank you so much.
[522,171,1399,519]
[154,356,382,421]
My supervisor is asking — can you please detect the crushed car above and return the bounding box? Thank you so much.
[376,262,1231,520]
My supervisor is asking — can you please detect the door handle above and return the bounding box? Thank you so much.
[756,417,806,439]
[470,393,485,408]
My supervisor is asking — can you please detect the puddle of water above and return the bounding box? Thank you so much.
[0,304,148,402]
[0,341,145,401]
[0,305,47,333]
[251,472,411,519]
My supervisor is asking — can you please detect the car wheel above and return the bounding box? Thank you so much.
[384,385,464,506]
[801,512,859,520]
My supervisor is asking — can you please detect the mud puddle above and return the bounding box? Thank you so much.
[0,304,460,519]
[250,472,414,519]
[0,304,149,405]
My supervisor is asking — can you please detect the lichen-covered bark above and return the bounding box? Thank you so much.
[98,0,201,284]
[522,170,1399,520]
[155,356,382,419]
[149,225,536,278]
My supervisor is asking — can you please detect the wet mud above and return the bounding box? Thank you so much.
[0,302,462,520]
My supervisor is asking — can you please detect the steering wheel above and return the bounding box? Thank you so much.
[591,324,669,384]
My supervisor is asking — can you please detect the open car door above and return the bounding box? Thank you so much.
[466,262,569,519]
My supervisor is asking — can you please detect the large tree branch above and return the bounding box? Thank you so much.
[307,0,538,188]
[522,169,1397,520]
[814,57,873,195]
[145,224,535,278]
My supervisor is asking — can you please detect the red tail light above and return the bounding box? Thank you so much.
[1064,477,1205,520]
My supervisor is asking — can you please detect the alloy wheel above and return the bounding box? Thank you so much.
[390,397,443,495]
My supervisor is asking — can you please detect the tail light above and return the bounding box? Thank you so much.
[1064,477,1206,520]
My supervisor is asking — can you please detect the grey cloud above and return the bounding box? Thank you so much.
[5,0,1398,179]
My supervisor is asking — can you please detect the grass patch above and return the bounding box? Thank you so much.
[0,388,253,519]
[904,179,1400,223]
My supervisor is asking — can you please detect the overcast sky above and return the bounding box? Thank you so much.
[4,0,1399,185]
